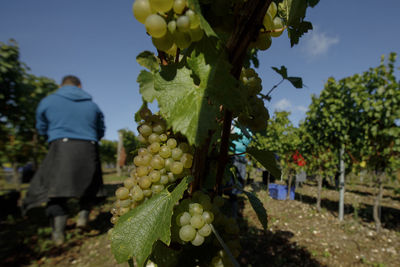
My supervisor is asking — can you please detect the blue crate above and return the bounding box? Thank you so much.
[268,183,295,200]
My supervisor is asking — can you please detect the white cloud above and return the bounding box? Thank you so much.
[274,98,292,111]
[302,27,339,56]
[296,105,308,113]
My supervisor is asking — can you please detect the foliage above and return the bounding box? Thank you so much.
[99,139,118,165]
[0,40,57,168]
[119,128,140,165]
[111,0,318,266]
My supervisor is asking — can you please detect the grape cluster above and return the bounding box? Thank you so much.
[173,191,215,246]
[110,108,193,224]
[237,68,269,132]
[132,0,204,54]
[250,2,286,51]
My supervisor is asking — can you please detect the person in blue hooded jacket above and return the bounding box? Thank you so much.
[23,75,105,245]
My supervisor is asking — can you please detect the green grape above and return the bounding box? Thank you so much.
[131,185,144,201]
[148,142,161,154]
[136,166,150,176]
[152,122,165,134]
[164,157,174,171]
[267,1,277,18]
[176,15,190,32]
[149,170,161,183]
[168,172,177,182]
[186,9,200,29]
[167,138,177,148]
[139,176,152,189]
[111,207,118,215]
[145,14,167,38]
[159,145,172,158]
[149,0,173,13]
[180,153,193,168]
[166,43,178,56]
[189,203,203,215]
[110,216,119,224]
[138,106,152,119]
[139,123,152,137]
[173,31,191,49]
[143,189,152,197]
[137,134,147,144]
[141,154,152,166]
[116,187,129,200]
[119,199,132,208]
[176,211,191,226]
[159,174,169,185]
[148,133,160,144]
[213,195,225,207]
[202,211,214,224]
[119,207,130,216]
[133,0,153,24]
[190,214,205,229]
[167,20,177,34]
[263,12,274,30]
[133,155,142,166]
[159,133,168,142]
[199,195,212,210]
[171,161,184,175]
[179,225,196,242]
[255,33,272,51]
[114,200,121,208]
[152,32,174,52]
[124,178,136,189]
[198,223,212,237]
[138,148,148,156]
[191,232,205,246]
[171,147,183,160]
[151,184,164,194]
[270,17,284,37]
[151,155,165,169]
[189,26,204,42]
[177,142,189,152]
[173,0,186,14]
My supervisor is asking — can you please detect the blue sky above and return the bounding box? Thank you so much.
[1,0,399,140]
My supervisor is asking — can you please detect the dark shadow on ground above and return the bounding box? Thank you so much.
[294,192,400,231]
[346,188,400,202]
[0,184,118,267]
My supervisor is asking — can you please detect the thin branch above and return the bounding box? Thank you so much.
[266,78,284,97]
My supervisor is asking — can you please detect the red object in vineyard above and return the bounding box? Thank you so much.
[292,150,306,166]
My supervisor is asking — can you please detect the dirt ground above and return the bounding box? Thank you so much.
[1,177,399,267]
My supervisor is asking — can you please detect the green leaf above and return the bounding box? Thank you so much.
[242,190,268,231]
[154,65,219,146]
[246,147,281,179]
[287,77,303,88]
[272,66,288,79]
[136,51,159,72]
[188,0,218,38]
[137,70,157,103]
[150,241,182,267]
[111,177,190,266]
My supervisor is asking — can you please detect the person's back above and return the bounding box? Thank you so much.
[36,81,104,142]
[24,75,105,245]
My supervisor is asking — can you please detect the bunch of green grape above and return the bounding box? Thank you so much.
[132,0,204,54]
[110,109,193,225]
[250,2,286,51]
[237,67,269,132]
[172,191,216,246]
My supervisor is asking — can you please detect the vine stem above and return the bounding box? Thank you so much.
[214,0,272,194]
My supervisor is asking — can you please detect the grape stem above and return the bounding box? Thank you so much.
[215,0,272,194]
[264,78,284,98]
[210,224,240,267]
[260,25,287,34]
[229,152,247,157]
[175,48,180,63]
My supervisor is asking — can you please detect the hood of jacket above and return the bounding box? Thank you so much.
[54,85,92,101]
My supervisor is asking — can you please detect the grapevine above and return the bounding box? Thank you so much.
[110,0,319,266]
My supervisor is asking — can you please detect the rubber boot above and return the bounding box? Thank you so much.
[76,210,90,228]
[51,215,67,246]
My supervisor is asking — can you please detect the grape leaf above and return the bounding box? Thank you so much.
[188,0,218,38]
[137,70,157,103]
[136,51,159,72]
[272,66,288,79]
[111,177,190,266]
[154,65,219,146]
[287,76,303,88]
[246,147,281,179]
[242,190,268,231]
